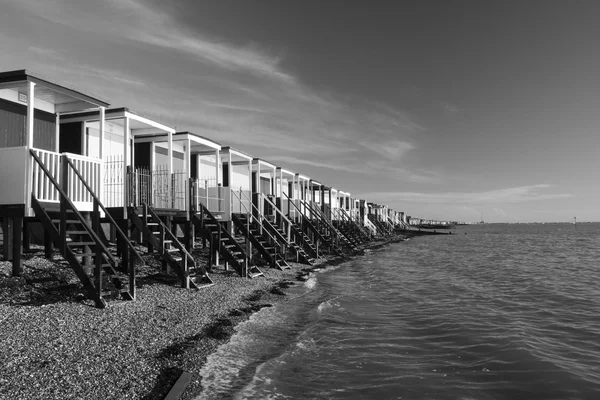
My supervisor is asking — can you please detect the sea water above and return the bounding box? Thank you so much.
[195,223,600,399]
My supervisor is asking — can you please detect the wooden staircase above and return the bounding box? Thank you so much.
[130,204,214,289]
[289,220,321,259]
[264,217,316,266]
[192,204,264,279]
[30,151,138,308]
[368,215,392,236]
[340,209,372,242]
[233,213,290,270]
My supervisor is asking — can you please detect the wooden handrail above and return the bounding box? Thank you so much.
[234,191,284,247]
[63,156,144,264]
[340,208,368,236]
[259,193,291,242]
[144,203,195,267]
[29,150,117,266]
[299,199,339,236]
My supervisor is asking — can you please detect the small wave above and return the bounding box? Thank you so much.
[317,297,341,315]
[304,275,317,289]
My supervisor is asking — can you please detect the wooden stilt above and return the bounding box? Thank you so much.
[2,218,11,261]
[119,219,130,273]
[82,212,92,270]
[184,221,192,253]
[44,227,53,260]
[22,219,30,252]
[12,217,23,277]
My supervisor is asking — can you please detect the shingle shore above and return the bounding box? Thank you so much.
[0,237,404,400]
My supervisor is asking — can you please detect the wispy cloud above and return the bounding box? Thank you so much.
[5,0,430,184]
[362,184,574,205]
[441,101,460,114]
[16,0,294,83]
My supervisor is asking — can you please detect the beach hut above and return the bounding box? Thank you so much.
[0,70,153,307]
[58,107,177,217]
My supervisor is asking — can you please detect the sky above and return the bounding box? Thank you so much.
[0,0,598,222]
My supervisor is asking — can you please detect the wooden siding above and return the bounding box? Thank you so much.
[0,98,56,151]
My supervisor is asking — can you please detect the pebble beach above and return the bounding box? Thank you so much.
[0,236,404,400]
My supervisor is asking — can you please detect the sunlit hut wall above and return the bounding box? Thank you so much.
[59,107,177,217]
[144,131,222,213]
[0,69,109,217]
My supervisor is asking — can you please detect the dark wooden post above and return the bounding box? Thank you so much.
[3,218,13,261]
[82,212,92,270]
[144,204,152,253]
[184,221,192,253]
[44,227,53,260]
[12,217,23,276]
[119,219,130,274]
[22,219,30,252]
[160,219,167,272]
[93,202,102,295]
[208,233,214,272]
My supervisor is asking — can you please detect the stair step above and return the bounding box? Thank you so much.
[67,241,96,247]
[101,288,130,297]
[52,219,81,224]
[72,251,96,258]
[66,230,89,235]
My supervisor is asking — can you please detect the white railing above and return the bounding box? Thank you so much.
[103,154,125,208]
[31,149,61,203]
[193,177,224,214]
[64,153,102,206]
[364,216,378,236]
[230,187,252,215]
[261,193,292,243]
[172,170,187,211]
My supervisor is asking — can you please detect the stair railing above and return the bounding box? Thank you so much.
[340,208,370,240]
[64,156,144,272]
[260,193,292,243]
[283,192,331,250]
[144,203,196,283]
[233,190,284,260]
[30,150,119,303]
[282,191,314,240]
[364,216,378,236]
[232,188,252,260]
[299,198,341,247]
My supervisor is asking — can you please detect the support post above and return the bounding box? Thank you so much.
[82,212,92,271]
[93,201,102,295]
[12,217,23,277]
[119,219,130,274]
[55,113,61,153]
[99,106,105,205]
[22,219,30,252]
[44,226,53,259]
[123,116,130,218]
[168,131,173,208]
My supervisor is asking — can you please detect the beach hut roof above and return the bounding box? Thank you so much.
[0,69,110,110]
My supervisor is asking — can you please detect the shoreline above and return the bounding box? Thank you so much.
[0,235,407,400]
